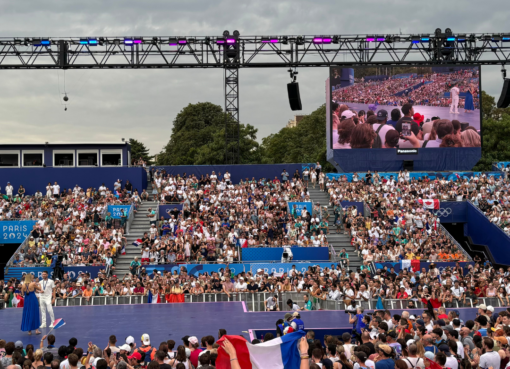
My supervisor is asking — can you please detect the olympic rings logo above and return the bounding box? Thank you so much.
[434,208,452,217]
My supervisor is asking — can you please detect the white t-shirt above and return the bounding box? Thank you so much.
[372,123,396,147]
[445,356,459,369]
[40,279,55,298]
[479,351,500,369]
[403,357,425,369]
[52,184,60,195]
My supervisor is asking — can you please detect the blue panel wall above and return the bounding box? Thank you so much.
[340,201,364,216]
[241,247,329,262]
[150,164,303,184]
[434,201,468,223]
[0,167,147,195]
[328,147,481,172]
[465,202,510,265]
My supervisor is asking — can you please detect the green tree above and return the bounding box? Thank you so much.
[157,102,262,165]
[128,139,152,164]
[473,91,510,170]
[260,105,336,172]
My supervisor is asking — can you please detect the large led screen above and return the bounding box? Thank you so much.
[329,66,481,150]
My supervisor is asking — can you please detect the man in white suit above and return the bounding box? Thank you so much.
[39,270,55,328]
[450,84,460,114]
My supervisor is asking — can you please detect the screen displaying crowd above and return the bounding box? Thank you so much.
[329,66,481,150]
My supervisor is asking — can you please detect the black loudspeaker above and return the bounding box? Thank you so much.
[403,160,414,171]
[497,79,510,108]
[287,82,302,111]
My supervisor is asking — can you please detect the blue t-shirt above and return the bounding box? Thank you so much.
[387,119,399,128]
[376,358,395,369]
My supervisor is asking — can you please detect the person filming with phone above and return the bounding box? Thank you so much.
[348,306,366,342]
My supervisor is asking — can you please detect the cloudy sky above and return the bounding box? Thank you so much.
[0,0,508,154]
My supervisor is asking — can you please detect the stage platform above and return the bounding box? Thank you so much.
[0,302,353,347]
[1,303,502,348]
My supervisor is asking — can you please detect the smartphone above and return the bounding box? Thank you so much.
[402,123,411,137]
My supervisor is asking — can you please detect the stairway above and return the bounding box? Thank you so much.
[307,186,363,269]
[115,182,154,275]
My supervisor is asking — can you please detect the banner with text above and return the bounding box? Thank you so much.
[242,247,330,262]
[107,205,132,219]
[4,266,104,281]
[158,204,184,219]
[287,202,313,217]
[0,220,37,244]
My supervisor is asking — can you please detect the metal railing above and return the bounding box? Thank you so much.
[2,293,505,311]
[125,204,135,235]
[5,231,33,273]
[439,224,473,261]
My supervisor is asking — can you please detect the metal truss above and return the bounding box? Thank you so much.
[0,33,509,69]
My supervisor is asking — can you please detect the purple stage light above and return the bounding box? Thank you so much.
[323,37,332,44]
[226,38,236,44]
[366,37,375,42]
[270,38,279,43]
[376,37,385,42]
[313,37,323,44]
[124,39,133,45]
[133,39,142,44]
[178,39,187,44]
[216,39,225,44]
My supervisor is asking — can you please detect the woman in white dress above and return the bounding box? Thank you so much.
[46,182,52,199]
[310,169,317,189]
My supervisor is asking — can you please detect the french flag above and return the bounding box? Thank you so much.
[121,244,126,255]
[216,332,306,369]
[147,290,161,304]
[418,199,440,210]
[52,318,66,330]
[132,239,142,247]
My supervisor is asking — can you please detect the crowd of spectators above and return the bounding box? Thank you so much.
[332,69,479,108]
[0,179,143,269]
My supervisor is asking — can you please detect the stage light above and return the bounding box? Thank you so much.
[332,36,339,44]
[226,37,236,44]
[376,36,385,42]
[79,39,88,45]
[223,30,230,37]
[216,38,225,45]
[169,38,178,45]
[411,36,420,44]
[281,36,288,44]
[270,37,279,43]
[133,38,143,44]
[88,39,98,46]
[178,38,187,45]
[483,35,492,41]
[261,37,270,43]
[323,37,332,44]
[503,35,510,42]
[421,37,430,42]
[446,36,456,42]
[41,39,51,45]
[14,39,21,45]
[457,34,467,42]
[31,38,41,46]
[233,30,240,37]
[113,39,121,45]
[492,35,502,42]
[124,38,133,45]
[392,36,401,42]
[296,36,304,45]
[313,37,323,44]
[366,36,375,42]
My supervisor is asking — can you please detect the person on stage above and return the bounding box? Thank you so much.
[464,83,475,113]
[20,274,42,335]
[39,270,56,328]
[450,84,460,114]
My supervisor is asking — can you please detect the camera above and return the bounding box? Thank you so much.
[345,308,357,314]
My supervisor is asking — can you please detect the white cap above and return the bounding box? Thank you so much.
[126,336,135,344]
[141,333,150,345]
[409,315,416,320]
[487,305,494,312]
[119,344,131,352]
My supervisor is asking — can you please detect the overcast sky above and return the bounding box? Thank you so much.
[0,0,508,154]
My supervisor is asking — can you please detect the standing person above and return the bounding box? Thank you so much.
[281,169,289,183]
[45,183,53,199]
[39,271,55,329]
[20,274,41,335]
[464,84,475,113]
[52,182,60,199]
[450,84,460,114]
[6,182,14,199]
[315,162,322,177]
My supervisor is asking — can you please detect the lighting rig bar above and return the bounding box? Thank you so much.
[0,33,509,69]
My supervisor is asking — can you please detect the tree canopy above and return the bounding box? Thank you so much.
[128,138,152,164]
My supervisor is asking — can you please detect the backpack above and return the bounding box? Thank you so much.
[405,357,423,369]
[372,124,385,149]
[422,140,429,148]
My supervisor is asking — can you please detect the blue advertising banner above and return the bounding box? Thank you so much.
[249,262,338,276]
[327,171,503,183]
[0,221,37,244]
[158,204,184,219]
[107,205,132,219]
[141,263,249,277]
[242,247,330,262]
[431,201,467,223]
[340,201,365,216]
[4,266,104,281]
[287,202,313,217]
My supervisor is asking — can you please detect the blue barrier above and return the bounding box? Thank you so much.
[497,162,510,170]
[158,204,184,219]
[0,220,37,243]
[0,167,147,196]
[327,171,502,182]
[287,202,312,217]
[341,201,365,216]
[374,261,474,275]
[241,247,330,262]
[465,202,510,265]
[4,266,104,280]
[107,205,132,219]
[139,263,250,277]
[432,201,467,223]
[150,164,303,184]
[249,262,337,275]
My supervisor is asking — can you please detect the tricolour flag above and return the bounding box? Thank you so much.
[418,199,440,210]
[121,244,126,255]
[216,332,306,369]
[147,290,161,304]
[52,318,66,330]
[132,239,142,247]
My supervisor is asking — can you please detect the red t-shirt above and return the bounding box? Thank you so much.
[190,349,202,368]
